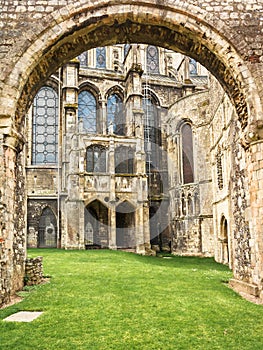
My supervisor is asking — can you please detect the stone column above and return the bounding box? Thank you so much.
[135,204,146,254]
[247,139,263,299]
[108,204,116,249]
[0,126,26,306]
[108,139,116,249]
[101,99,107,134]
[230,126,263,300]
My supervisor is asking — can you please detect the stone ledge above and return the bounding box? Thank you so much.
[229,278,260,297]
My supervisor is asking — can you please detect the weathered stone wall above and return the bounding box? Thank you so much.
[167,90,214,256]
[1,0,263,303]
[24,256,43,286]
[27,199,58,248]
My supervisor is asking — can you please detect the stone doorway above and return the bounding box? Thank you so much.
[116,201,136,249]
[84,201,109,248]
[38,207,57,248]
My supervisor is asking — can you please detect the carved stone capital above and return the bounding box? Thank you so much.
[3,127,25,152]
[241,120,263,148]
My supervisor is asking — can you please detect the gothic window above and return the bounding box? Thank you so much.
[32,86,58,165]
[86,145,106,173]
[107,93,124,135]
[96,47,106,69]
[181,123,194,184]
[78,90,97,133]
[115,146,134,174]
[189,58,197,75]
[146,45,159,74]
[78,51,88,66]
[124,44,131,59]
[143,94,159,172]
[216,148,224,190]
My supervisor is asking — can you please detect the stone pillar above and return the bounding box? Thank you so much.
[108,139,116,249]
[125,62,144,136]
[143,202,152,252]
[135,204,146,254]
[0,126,26,306]
[108,204,116,249]
[101,99,107,134]
[230,125,263,299]
[247,140,263,299]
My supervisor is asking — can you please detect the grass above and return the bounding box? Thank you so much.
[0,249,262,350]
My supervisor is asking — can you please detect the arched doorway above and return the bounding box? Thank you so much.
[116,201,136,249]
[220,216,229,265]
[84,200,108,248]
[38,207,57,248]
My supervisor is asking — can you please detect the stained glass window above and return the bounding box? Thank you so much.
[143,95,158,171]
[115,146,134,174]
[107,94,124,135]
[86,145,106,173]
[182,123,194,184]
[78,91,97,133]
[96,47,106,69]
[32,86,58,164]
[146,45,159,74]
[78,51,88,67]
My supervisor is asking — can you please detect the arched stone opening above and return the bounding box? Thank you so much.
[84,200,109,248]
[219,216,229,265]
[3,3,259,131]
[116,201,136,249]
[1,1,263,305]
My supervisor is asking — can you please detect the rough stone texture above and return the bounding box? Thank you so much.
[24,256,44,286]
[1,0,263,304]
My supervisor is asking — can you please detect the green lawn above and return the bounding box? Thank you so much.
[0,249,262,350]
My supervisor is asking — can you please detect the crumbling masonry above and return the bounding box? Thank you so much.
[1,0,263,305]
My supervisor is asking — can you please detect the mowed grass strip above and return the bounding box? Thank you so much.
[0,249,262,350]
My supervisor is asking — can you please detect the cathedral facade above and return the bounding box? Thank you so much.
[25,44,230,264]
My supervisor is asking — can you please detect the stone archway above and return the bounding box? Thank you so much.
[1,1,263,304]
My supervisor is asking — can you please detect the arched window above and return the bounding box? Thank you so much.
[146,45,159,74]
[78,91,97,133]
[107,93,124,135]
[96,47,106,68]
[143,94,159,172]
[86,145,106,173]
[32,86,58,165]
[181,123,194,184]
[115,146,134,174]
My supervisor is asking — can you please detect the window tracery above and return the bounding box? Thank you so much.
[32,86,58,164]
[78,90,97,133]
[146,45,159,74]
[86,145,107,173]
[181,123,194,184]
[107,93,124,135]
